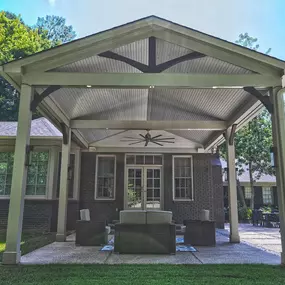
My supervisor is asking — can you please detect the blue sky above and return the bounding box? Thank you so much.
[1,0,285,59]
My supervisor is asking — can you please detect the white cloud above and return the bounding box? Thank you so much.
[48,0,56,6]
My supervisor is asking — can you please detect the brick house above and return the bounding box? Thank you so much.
[0,118,224,231]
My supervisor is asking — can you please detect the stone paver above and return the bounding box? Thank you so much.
[20,229,280,265]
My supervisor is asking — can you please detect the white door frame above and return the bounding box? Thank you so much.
[124,164,164,210]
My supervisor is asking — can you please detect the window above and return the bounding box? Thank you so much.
[95,155,116,200]
[0,152,14,196]
[0,151,49,197]
[126,154,162,165]
[173,156,193,201]
[244,187,252,199]
[262,187,273,205]
[26,151,49,196]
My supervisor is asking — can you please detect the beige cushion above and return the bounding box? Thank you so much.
[146,210,172,224]
[120,210,146,224]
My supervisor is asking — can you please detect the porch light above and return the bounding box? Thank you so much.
[270,146,276,167]
[149,85,155,89]
[86,85,92,88]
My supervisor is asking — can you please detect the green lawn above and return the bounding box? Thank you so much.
[0,231,55,262]
[0,264,284,285]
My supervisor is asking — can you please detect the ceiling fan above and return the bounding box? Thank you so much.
[121,130,175,146]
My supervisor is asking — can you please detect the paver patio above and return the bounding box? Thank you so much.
[21,228,280,265]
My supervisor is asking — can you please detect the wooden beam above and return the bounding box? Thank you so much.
[204,98,263,150]
[148,36,156,71]
[154,30,282,76]
[155,51,206,72]
[70,120,227,130]
[229,124,237,145]
[31,86,61,112]
[23,72,280,88]
[99,49,205,73]
[244,87,273,114]
[98,51,149,72]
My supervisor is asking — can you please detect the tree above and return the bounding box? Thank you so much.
[220,33,273,210]
[35,15,76,46]
[235,33,271,54]
[0,11,51,121]
[234,110,273,209]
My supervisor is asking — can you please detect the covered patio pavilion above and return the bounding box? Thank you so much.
[1,15,285,265]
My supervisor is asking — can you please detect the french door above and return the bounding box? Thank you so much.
[126,166,161,210]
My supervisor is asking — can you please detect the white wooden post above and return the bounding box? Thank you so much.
[2,84,33,264]
[271,87,285,264]
[226,127,240,243]
[56,127,71,242]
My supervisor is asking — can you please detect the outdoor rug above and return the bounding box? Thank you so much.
[100,236,196,252]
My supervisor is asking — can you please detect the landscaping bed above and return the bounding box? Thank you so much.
[0,231,56,262]
[0,264,285,285]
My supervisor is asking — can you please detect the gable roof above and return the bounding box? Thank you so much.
[1,15,285,71]
[0,15,284,152]
[0,118,62,138]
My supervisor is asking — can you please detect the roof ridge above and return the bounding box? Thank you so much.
[39,117,58,136]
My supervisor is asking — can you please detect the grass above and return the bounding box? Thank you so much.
[0,231,55,262]
[0,264,284,285]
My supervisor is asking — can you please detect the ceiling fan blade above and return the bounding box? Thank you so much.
[155,141,175,143]
[123,136,142,140]
[152,141,163,146]
[151,134,162,139]
[129,141,144,145]
[139,134,145,139]
[120,139,144,142]
[154,137,175,141]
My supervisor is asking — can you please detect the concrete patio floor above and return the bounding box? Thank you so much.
[225,223,281,256]
[21,226,281,265]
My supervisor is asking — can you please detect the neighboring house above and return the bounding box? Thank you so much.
[0,118,225,230]
[221,159,277,209]
[0,118,81,231]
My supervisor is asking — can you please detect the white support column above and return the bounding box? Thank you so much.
[271,87,285,264]
[2,84,33,265]
[226,127,240,243]
[56,127,71,242]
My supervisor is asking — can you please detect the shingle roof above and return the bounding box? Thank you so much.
[221,159,276,184]
[0,118,62,137]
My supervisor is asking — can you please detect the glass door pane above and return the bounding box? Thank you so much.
[127,168,143,209]
[145,168,161,209]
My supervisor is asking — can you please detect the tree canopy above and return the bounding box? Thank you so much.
[35,15,76,46]
[0,11,76,121]
[221,33,273,209]
[0,11,51,121]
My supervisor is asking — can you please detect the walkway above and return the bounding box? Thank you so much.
[21,230,280,265]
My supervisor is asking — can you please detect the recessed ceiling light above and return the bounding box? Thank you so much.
[106,128,109,130]
[86,85,92,88]
[149,85,155,89]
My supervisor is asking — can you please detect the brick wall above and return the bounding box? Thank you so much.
[164,154,223,226]
[79,152,124,223]
[0,200,78,232]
